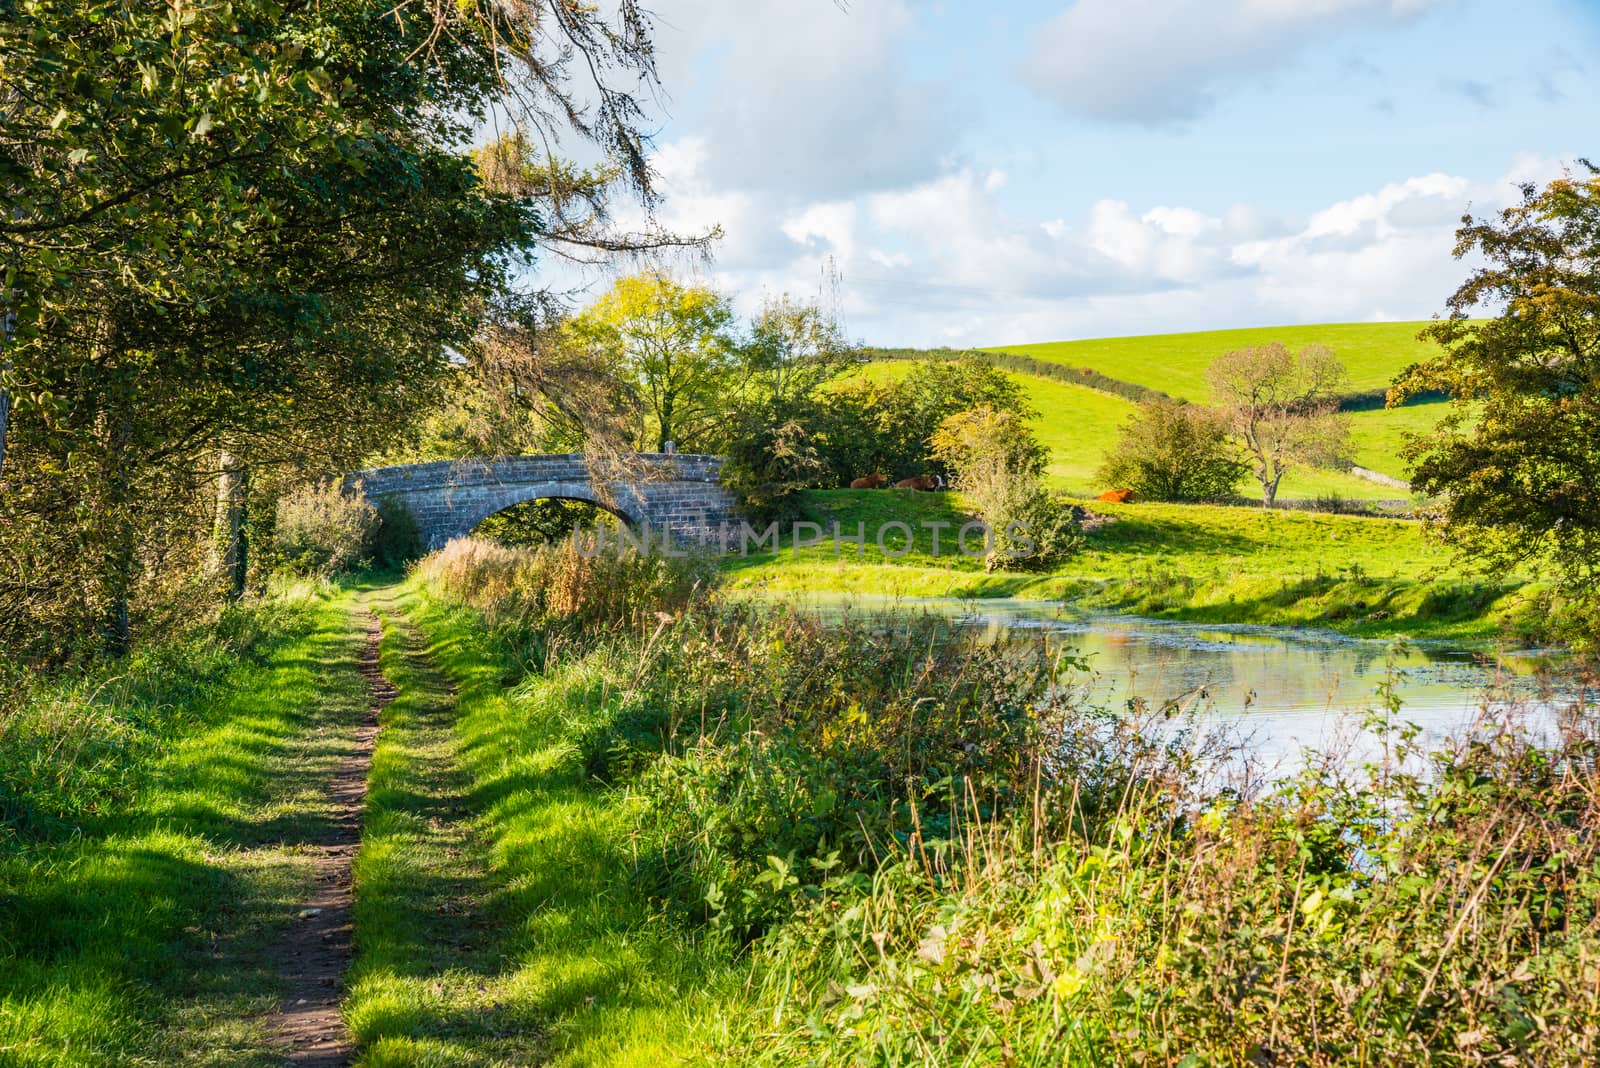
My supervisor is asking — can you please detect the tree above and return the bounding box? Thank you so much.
[741,293,858,405]
[568,274,737,453]
[0,0,673,658]
[1206,343,1350,507]
[930,406,1080,572]
[1098,400,1248,502]
[1393,164,1600,630]
[718,398,834,523]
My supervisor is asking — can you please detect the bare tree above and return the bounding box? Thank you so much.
[1206,343,1351,507]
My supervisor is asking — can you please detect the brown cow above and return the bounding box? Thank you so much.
[1095,488,1135,503]
[849,473,889,489]
[894,475,944,491]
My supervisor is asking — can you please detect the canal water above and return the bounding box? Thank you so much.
[777,594,1576,771]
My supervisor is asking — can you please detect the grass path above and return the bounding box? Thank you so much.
[0,585,372,1065]
[357,581,739,1066]
[266,608,391,1064]
[343,586,549,1065]
[3,581,739,1065]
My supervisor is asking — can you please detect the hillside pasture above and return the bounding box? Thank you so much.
[849,359,1422,499]
[982,321,1441,402]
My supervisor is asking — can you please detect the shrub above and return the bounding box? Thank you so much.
[1098,398,1249,501]
[993,485,1084,571]
[588,608,1114,940]
[930,405,1081,571]
[728,682,1600,1065]
[719,399,832,523]
[412,536,715,633]
[274,480,377,576]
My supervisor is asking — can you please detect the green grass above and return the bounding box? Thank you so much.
[367,580,739,1066]
[850,356,1426,498]
[0,583,370,1066]
[344,587,551,1066]
[984,321,1441,402]
[1344,402,1447,478]
[720,490,1537,642]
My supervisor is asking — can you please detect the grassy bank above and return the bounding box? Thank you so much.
[720,490,1536,643]
[367,565,738,1065]
[0,582,368,1065]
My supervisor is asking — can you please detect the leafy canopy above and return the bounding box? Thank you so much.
[568,273,738,453]
[1395,164,1600,631]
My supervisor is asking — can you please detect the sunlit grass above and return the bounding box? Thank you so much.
[720,491,1537,642]
[983,321,1442,400]
[0,584,368,1066]
[357,581,740,1066]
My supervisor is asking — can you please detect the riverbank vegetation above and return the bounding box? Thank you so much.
[394,536,1600,1065]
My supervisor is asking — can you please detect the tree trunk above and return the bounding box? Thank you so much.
[99,395,137,657]
[1263,468,1283,509]
[0,384,10,482]
[213,450,249,600]
[657,395,673,453]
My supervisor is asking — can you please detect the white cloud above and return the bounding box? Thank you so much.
[587,137,1563,348]
[782,201,858,263]
[650,0,962,198]
[818,157,1560,346]
[1019,0,1448,125]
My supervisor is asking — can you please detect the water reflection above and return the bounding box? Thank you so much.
[764,593,1575,769]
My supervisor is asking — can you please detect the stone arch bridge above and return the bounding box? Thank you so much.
[349,453,739,551]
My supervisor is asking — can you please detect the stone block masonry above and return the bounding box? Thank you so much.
[348,453,740,551]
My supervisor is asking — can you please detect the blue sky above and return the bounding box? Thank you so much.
[592,0,1599,346]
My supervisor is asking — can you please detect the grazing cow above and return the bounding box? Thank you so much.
[1095,488,1135,503]
[849,473,889,489]
[894,475,944,491]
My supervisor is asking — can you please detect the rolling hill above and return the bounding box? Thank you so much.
[982,321,1441,403]
[857,322,1456,501]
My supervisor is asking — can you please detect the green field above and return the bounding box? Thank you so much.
[853,353,1435,497]
[983,321,1440,402]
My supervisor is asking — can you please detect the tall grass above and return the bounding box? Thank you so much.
[413,536,716,632]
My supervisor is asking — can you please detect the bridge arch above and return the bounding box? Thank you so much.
[453,481,645,537]
[348,453,738,551]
